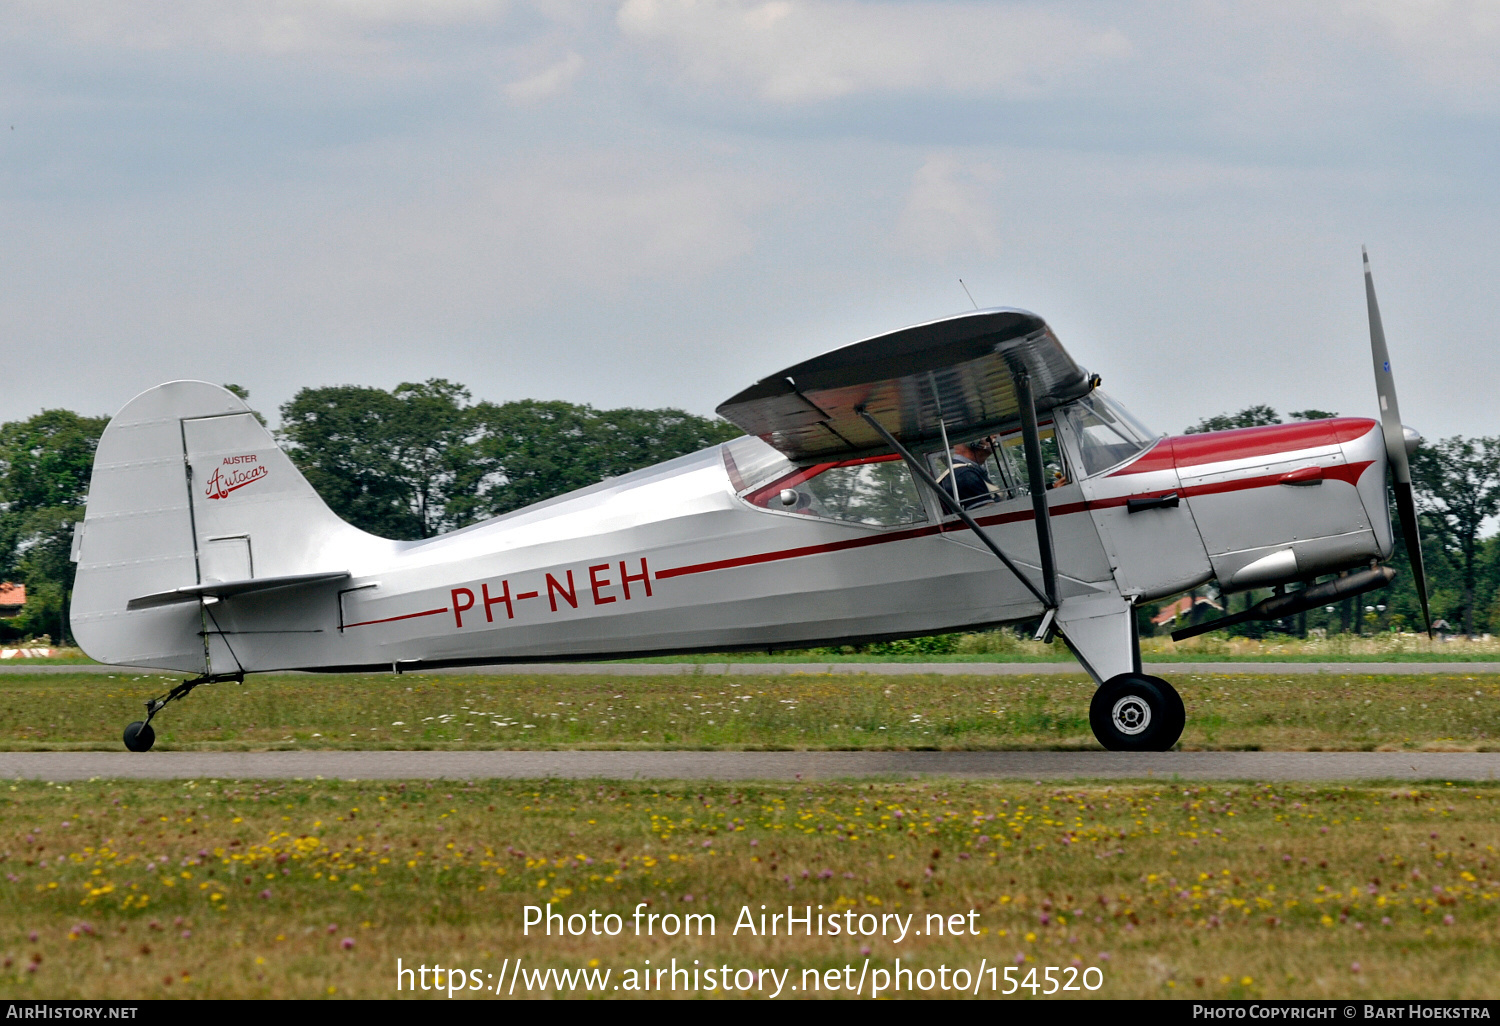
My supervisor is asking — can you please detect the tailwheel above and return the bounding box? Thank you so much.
[120,673,235,752]
[123,721,155,752]
[1089,673,1185,752]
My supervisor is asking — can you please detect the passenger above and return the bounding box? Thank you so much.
[945,438,1003,509]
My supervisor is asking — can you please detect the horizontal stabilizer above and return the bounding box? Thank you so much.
[127,571,351,611]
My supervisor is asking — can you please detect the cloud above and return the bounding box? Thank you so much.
[1336,0,1500,108]
[0,141,776,421]
[616,0,1132,103]
[0,0,512,57]
[894,153,999,261]
[505,51,585,102]
[252,149,771,324]
[469,157,762,295]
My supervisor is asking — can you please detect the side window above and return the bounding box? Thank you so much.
[746,456,928,528]
[998,425,1069,493]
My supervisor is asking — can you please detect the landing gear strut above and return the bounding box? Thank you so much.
[122,673,237,752]
[1089,673,1184,752]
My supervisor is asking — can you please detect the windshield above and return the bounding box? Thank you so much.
[1060,391,1157,477]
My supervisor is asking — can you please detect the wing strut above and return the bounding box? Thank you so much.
[855,406,1050,609]
[1015,372,1060,608]
[857,402,1108,683]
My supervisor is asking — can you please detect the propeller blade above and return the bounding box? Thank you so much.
[1364,247,1431,634]
[1391,478,1430,633]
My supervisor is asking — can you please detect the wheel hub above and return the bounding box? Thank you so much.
[1111,694,1152,736]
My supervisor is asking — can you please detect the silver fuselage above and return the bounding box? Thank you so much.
[71,379,1390,679]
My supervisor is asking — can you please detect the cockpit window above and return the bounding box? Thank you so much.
[996,425,1069,494]
[1060,391,1157,477]
[743,454,928,528]
[922,422,1070,515]
[927,445,1013,508]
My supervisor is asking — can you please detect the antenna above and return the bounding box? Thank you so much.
[958,279,979,311]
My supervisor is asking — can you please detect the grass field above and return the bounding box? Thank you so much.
[2,670,1498,752]
[1,777,1497,999]
[618,631,1500,663]
[9,633,1500,667]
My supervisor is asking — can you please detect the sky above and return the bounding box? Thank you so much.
[2,1,1497,439]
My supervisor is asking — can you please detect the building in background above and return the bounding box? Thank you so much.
[1152,592,1222,631]
[0,583,24,618]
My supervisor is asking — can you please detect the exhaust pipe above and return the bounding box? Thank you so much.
[1170,566,1396,642]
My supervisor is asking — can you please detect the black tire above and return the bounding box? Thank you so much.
[1089,674,1184,752]
[1156,675,1186,743]
[123,721,155,753]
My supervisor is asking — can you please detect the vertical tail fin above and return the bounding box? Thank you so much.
[71,381,386,671]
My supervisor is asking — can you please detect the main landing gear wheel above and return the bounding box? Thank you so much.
[1089,674,1185,752]
[123,721,156,753]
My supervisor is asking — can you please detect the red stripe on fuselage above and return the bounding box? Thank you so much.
[655,499,1090,579]
[658,462,1372,579]
[1089,461,1373,509]
[343,606,450,629]
[654,523,940,579]
[1111,418,1378,477]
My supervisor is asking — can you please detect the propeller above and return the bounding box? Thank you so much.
[1363,247,1432,635]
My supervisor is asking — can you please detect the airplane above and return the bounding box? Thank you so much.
[69,250,1427,753]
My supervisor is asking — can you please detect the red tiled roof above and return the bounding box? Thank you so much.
[0,583,24,607]
[1151,594,1221,625]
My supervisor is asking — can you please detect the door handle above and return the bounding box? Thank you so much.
[1279,465,1324,486]
[1126,492,1179,514]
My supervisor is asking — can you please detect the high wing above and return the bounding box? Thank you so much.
[715,307,1093,461]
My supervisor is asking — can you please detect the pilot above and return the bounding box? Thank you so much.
[947,438,1003,509]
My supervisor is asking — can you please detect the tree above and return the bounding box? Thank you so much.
[1410,435,1500,636]
[8,508,79,640]
[0,409,109,642]
[1183,406,1338,434]
[591,406,743,479]
[222,383,266,426]
[460,400,741,520]
[278,379,477,540]
[1184,405,1283,434]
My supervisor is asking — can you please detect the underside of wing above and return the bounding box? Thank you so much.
[715,308,1092,461]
